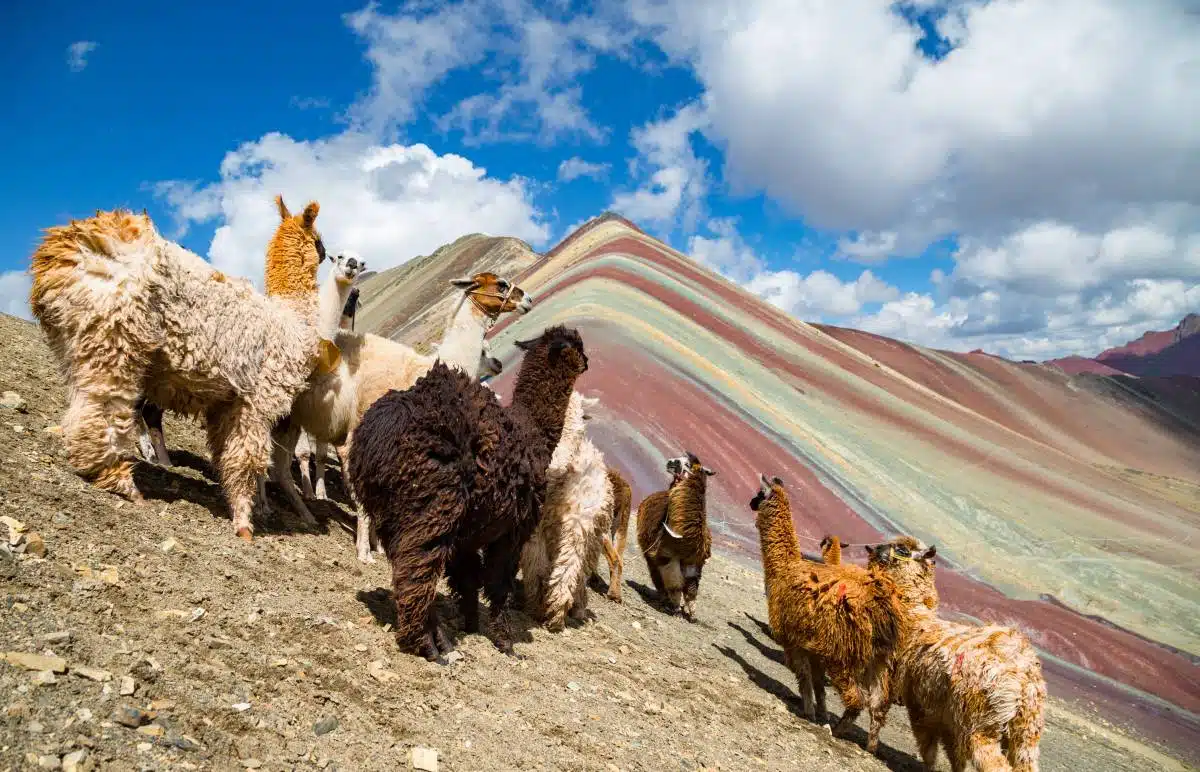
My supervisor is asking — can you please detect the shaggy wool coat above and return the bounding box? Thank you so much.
[636,462,713,618]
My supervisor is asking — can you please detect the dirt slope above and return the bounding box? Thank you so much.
[0,313,1191,772]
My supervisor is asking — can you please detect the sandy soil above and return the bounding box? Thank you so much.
[0,313,1191,772]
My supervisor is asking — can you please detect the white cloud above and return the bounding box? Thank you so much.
[348,0,631,144]
[630,0,1200,357]
[66,41,97,73]
[557,157,610,182]
[689,219,900,319]
[154,131,548,285]
[0,270,32,321]
[610,103,709,232]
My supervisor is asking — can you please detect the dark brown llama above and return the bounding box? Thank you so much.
[348,325,588,661]
[635,452,716,620]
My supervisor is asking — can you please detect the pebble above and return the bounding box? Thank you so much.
[567,682,581,691]
[136,724,165,738]
[159,537,179,553]
[1,515,27,545]
[631,621,641,630]
[411,747,439,772]
[11,424,25,435]
[231,702,252,712]
[61,749,93,772]
[119,676,136,696]
[313,716,338,736]
[42,631,71,644]
[3,652,67,673]
[242,760,263,769]
[24,532,46,557]
[27,720,45,733]
[31,670,57,686]
[113,706,150,728]
[171,735,202,752]
[444,650,464,665]
[136,743,152,753]
[1,391,26,412]
[73,666,112,683]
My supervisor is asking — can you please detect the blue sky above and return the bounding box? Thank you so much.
[2,0,1197,360]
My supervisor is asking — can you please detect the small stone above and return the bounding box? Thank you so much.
[3,652,67,673]
[171,735,201,752]
[1,391,26,412]
[119,676,136,696]
[444,650,464,665]
[313,716,338,736]
[28,720,45,733]
[567,681,581,691]
[34,755,59,770]
[24,532,46,558]
[1,515,27,546]
[159,537,179,553]
[188,607,206,623]
[353,644,368,653]
[608,657,617,665]
[44,425,63,437]
[113,706,150,728]
[136,724,165,737]
[411,747,439,772]
[231,702,252,712]
[136,742,152,753]
[631,621,641,630]
[643,701,662,715]
[241,760,262,769]
[31,670,57,686]
[61,749,93,772]
[269,658,289,668]
[367,660,399,683]
[12,424,25,435]
[72,666,112,683]
[42,631,71,644]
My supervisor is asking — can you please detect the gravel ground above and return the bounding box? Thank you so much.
[0,312,1191,772]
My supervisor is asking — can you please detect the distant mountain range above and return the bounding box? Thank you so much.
[1047,313,1200,377]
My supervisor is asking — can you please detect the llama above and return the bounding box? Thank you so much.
[820,535,843,565]
[866,539,1047,772]
[29,207,335,541]
[635,452,715,620]
[520,392,614,632]
[275,271,532,563]
[349,325,589,661]
[749,474,908,750]
[593,467,633,603]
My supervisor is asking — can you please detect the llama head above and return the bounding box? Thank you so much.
[511,326,589,449]
[665,451,716,486]
[749,472,786,513]
[513,325,588,376]
[332,251,366,285]
[449,272,534,320]
[271,193,326,271]
[865,536,938,610]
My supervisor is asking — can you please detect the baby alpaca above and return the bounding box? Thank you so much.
[521,392,614,631]
[636,452,716,620]
[349,326,589,660]
[867,539,1047,772]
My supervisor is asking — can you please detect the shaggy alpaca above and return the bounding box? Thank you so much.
[867,539,1047,772]
[276,271,532,563]
[520,392,614,631]
[593,467,633,603]
[349,325,588,660]
[29,207,333,540]
[635,452,716,620]
[749,474,909,751]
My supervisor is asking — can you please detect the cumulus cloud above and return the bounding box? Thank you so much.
[557,157,610,182]
[348,0,632,144]
[154,131,548,286]
[689,219,900,320]
[610,103,709,233]
[629,0,1199,357]
[0,271,32,321]
[66,41,97,73]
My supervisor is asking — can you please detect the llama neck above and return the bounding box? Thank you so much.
[436,294,490,374]
[757,497,803,573]
[318,275,352,339]
[511,362,576,466]
[666,475,708,540]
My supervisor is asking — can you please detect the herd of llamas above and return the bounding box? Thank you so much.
[23,198,1047,771]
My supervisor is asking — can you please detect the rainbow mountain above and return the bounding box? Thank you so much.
[356,213,1200,755]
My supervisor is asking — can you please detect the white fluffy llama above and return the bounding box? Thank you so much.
[272,271,533,562]
[521,392,615,631]
[29,206,336,540]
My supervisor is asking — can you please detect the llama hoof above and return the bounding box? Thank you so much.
[545,614,566,633]
[822,724,833,735]
[606,591,623,604]
[357,549,376,564]
[236,528,253,543]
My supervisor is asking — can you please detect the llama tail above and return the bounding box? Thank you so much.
[1006,666,1047,772]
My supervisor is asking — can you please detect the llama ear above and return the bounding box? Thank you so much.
[276,195,291,221]
[514,337,537,351]
[449,276,477,289]
[919,545,937,561]
[702,466,716,476]
[302,201,320,229]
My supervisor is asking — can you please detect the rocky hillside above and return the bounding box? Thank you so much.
[0,312,1191,772]
[1047,313,1200,377]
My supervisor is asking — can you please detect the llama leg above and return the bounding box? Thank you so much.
[568,567,590,622]
[297,443,315,499]
[61,375,144,502]
[384,530,453,662]
[447,549,483,636]
[969,734,1011,772]
[808,655,829,726]
[659,559,684,613]
[601,535,623,603]
[519,540,547,619]
[313,441,328,499]
[482,536,525,655]
[543,513,589,633]
[645,555,667,599]
[269,422,316,527]
[907,705,939,770]
[946,733,970,772]
[206,404,274,540]
[681,563,703,621]
[142,401,172,467]
[830,671,864,738]
[866,684,890,754]
[783,649,816,721]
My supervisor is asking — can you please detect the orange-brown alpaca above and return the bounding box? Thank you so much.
[867,538,1046,772]
[749,474,908,751]
[265,195,326,309]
